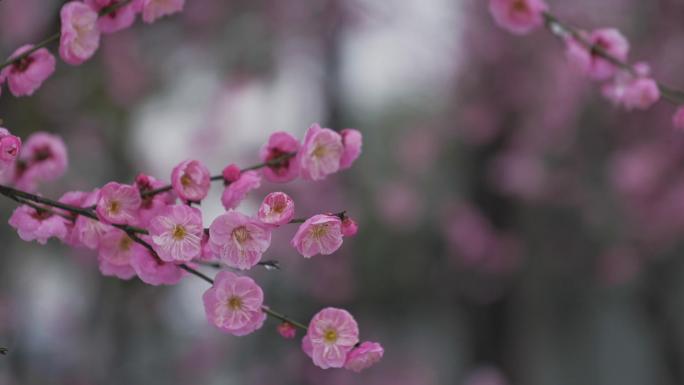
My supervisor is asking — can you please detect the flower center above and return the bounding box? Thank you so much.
[119,236,132,251]
[108,200,121,214]
[272,200,286,214]
[172,225,187,241]
[232,226,251,243]
[324,329,338,344]
[312,144,327,159]
[227,296,243,310]
[311,223,329,239]
[512,0,528,12]
[180,174,193,187]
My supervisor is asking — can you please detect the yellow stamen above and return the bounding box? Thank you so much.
[228,296,242,310]
[324,329,338,344]
[311,224,329,239]
[232,226,250,243]
[180,174,192,187]
[108,200,120,214]
[172,225,186,241]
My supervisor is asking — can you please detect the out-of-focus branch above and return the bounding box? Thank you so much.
[0,0,133,71]
[542,12,684,105]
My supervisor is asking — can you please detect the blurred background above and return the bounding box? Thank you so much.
[2,0,684,384]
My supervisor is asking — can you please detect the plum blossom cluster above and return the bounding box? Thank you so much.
[0,123,382,372]
[488,0,684,130]
[0,0,185,98]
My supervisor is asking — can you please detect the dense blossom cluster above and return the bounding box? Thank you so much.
[488,0,684,128]
[0,124,382,372]
[0,0,185,98]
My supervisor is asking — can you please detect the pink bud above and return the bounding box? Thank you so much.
[341,217,358,237]
[222,164,241,183]
[0,134,21,162]
[277,322,297,339]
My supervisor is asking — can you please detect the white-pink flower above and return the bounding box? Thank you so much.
[171,159,211,202]
[220,170,261,210]
[566,28,629,80]
[8,205,68,244]
[339,129,362,170]
[149,204,203,262]
[489,0,548,35]
[0,45,56,97]
[59,1,101,65]
[298,124,344,181]
[208,211,272,270]
[96,182,142,225]
[202,271,266,336]
[259,131,300,183]
[139,0,185,24]
[306,307,359,369]
[344,341,384,373]
[257,192,295,226]
[291,214,343,258]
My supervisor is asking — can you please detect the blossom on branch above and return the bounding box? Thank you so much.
[202,271,266,336]
[0,45,55,97]
[60,1,101,65]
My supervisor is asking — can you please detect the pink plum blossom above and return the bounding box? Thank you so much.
[339,129,362,170]
[202,271,266,336]
[130,248,185,285]
[566,28,629,80]
[305,307,359,369]
[208,211,272,270]
[257,192,295,226]
[99,258,137,279]
[84,0,139,34]
[0,45,55,97]
[58,190,95,247]
[98,228,145,269]
[291,214,343,258]
[298,124,344,181]
[8,205,68,244]
[0,128,21,174]
[488,0,548,35]
[277,322,297,339]
[602,63,660,110]
[674,107,684,131]
[221,170,261,210]
[341,217,358,237]
[149,204,203,262]
[96,182,142,225]
[344,341,384,373]
[139,0,185,24]
[171,159,211,202]
[259,131,300,183]
[14,132,68,191]
[70,189,111,249]
[59,1,101,65]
